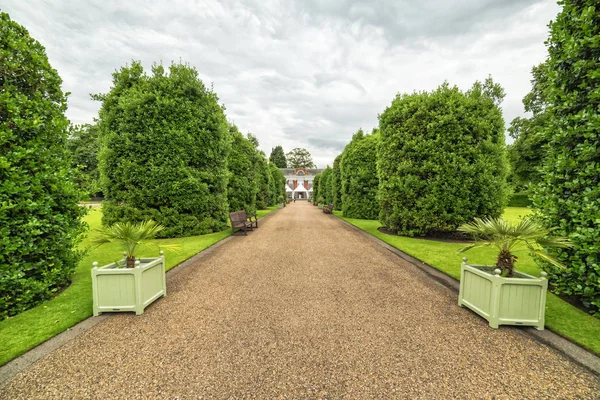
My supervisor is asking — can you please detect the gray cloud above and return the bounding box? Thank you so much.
[3,0,559,167]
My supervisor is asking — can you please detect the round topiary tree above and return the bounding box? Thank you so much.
[0,12,86,318]
[378,79,509,236]
[340,130,380,219]
[96,61,231,238]
[532,0,600,315]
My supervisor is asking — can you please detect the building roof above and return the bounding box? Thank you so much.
[293,183,307,192]
[280,168,324,176]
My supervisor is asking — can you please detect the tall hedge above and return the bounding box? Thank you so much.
[96,61,230,238]
[268,163,285,204]
[313,174,321,203]
[532,1,600,315]
[340,131,380,219]
[227,125,258,213]
[320,167,333,204]
[378,80,508,236]
[254,154,271,210]
[0,12,86,318]
[331,155,343,210]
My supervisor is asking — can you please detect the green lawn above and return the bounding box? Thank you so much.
[0,206,277,366]
[333,208,600,355]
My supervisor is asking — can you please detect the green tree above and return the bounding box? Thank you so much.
[67,123,102,198]
[268,163,285,205]
[96,61,230,238]
[331,154,343,210]
[0,12,86,318]
[532,1,600,315]
[286,147,316,168]
[378,79,509,236]
[507,63,551,193]
[269,145,287,168]
[254,155,271,210]
[228,125,258,213]
[320,167,333,204]
[340,130,380,219]
[313,174,321,203]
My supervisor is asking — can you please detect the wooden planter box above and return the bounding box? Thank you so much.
[91,252,166,316]
[458,258,548,330]
[278,203,284,209]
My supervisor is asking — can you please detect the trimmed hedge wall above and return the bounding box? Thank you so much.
[340,131,380,219]
[228,126,258,213]
[97,62,230,237]
[331,155,343,210]
[378,81,508,236]
[0,13,86,318]
[532,0,600,315]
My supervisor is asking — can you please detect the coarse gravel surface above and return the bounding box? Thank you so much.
[2,201,599,399]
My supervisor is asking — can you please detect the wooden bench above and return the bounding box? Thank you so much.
[323,204,334,214]
[229,210,254,235]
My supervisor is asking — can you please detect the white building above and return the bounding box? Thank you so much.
[281,168,324,199]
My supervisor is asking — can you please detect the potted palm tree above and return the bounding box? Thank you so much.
[457,217,572,330]
[90,220,177,316]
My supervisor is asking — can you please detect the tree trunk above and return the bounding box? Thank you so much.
[126,255,136,268]
[496,249,517,277]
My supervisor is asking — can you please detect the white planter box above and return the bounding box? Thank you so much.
[91,253,166,316]
[458,258,548,330]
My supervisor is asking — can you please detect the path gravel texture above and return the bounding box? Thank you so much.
[2,201,599,399]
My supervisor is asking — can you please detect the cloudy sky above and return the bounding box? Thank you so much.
[4,0,559,168]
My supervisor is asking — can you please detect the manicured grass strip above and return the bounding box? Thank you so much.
[0,206,278,366]
[333,210,600,355]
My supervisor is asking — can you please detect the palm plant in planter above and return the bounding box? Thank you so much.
[456,217,572,329]
[90,220,178,316]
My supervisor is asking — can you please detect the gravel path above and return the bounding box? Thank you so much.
[2,201,599,399]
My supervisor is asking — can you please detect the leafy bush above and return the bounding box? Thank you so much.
[227,125,258,213]
[254,154,271,210]
[0,12,86,318]
[508,192,532,207]
[378,79,509,236]
[313,174,321,203]
[331,155,343,210]
[96,61,230,238]
[319,167,333,204]
[67,124,102,198]
[268,163,285,206]
[340,130,380,219]
[532,0,600,315]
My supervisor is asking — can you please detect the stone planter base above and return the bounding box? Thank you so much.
[91,252,166,316]
[458,258,548,330]
[277,203,284,209]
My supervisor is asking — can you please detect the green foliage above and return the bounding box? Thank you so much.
[532,1,600,315]
[508,192,532,207]
[269,145,287,168]
[92,220,179,267]
[254,155,271,210]
[340,130,380,219]
[313,174,321,202]
[331,155,343,210]
[227,125,258,213]
[319,167,333,204]
[268,163,285,206]
[0,12,86,318]
[286,147,316,168]
[378,79,509,236]
[67,124,102,198]
[458,217,572,277]
[507,63,551,191]
[95,61,230,238]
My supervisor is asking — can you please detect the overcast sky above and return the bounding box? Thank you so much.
[4,0,559,168]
